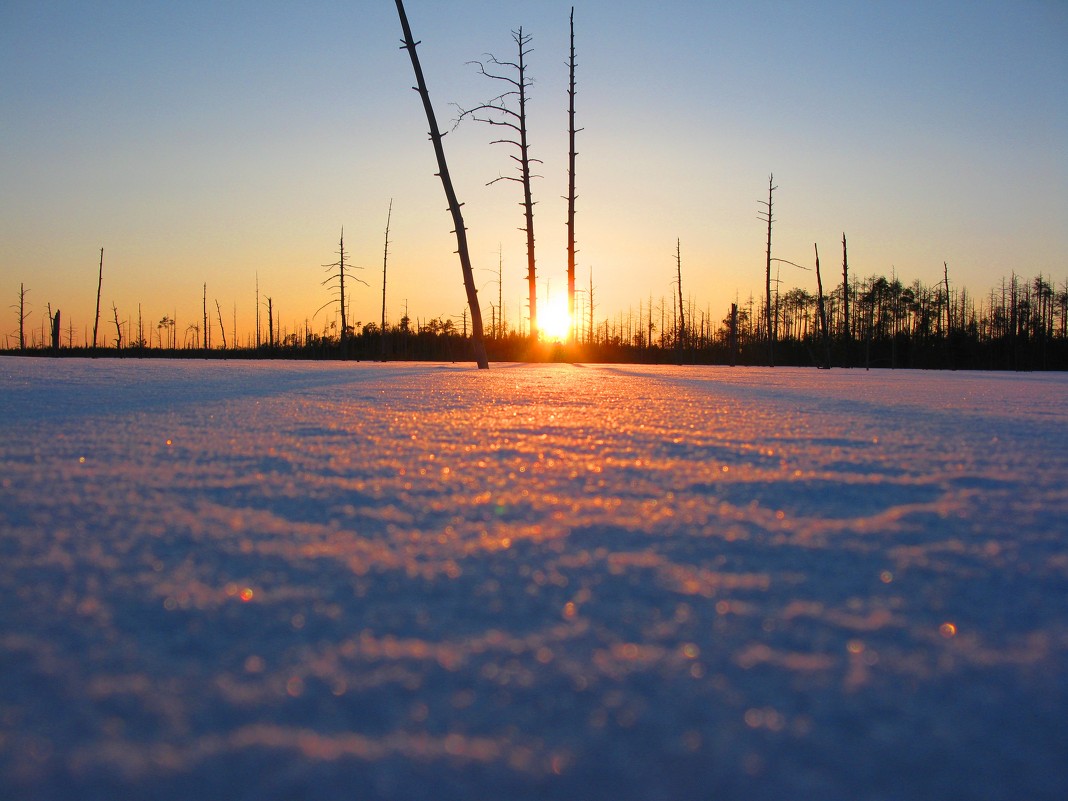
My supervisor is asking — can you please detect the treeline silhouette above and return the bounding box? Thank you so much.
[8,271,1066,370]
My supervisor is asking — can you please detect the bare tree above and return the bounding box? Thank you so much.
[215,300,227,349]
[92,248,103,349]
[757,176,777,365]
[814,243,831,368]
[111,303,123,349]
[395,0,489,368]
[12,283,29,351]
[456,27,541,341]
[675,238,686,351]
[202,283,209,350]
[266,296,274,347]
[255,273,261,347]
[842,233,850,351]
[729,302,738,366]
[943,261,952,336]
[319,228,366,343]
[566,6,581,342]
[381,199,393,361]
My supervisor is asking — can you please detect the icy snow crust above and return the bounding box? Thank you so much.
[1,358,1066,801]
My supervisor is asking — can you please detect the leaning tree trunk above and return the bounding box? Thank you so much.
[396,0,489,369]
[93,248,103,349]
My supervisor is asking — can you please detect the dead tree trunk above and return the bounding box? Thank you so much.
[675,238,686,353]
[111,303,123,350]
[842,233,850,364]
[93,248,103,349]
[319,228,367,347]
[456,26,540,342]
[814,243,831,368]
[16,283,28,351]
[216,300,227,349]
[381,199,393,361]
[255,273,261,347]
[729,302,738,367]
[203,283,209,350]
[396,0,489,368]
[51,308,61,352]
[566,7,580,342]
[758,176,776,365]
[943,261,951,337]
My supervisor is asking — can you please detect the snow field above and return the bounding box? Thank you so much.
[1,358,1066,800]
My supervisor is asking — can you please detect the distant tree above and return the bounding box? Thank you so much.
[216,300,227,349]
[255,272,261,347]
[92,248,103,349]
[266,297,274,347]
[112,303,123,349]
[12,283,29,351]
[757,176,777,365]
[51,307,61,352]
[381,199,393,361]
[395,0,489,369]
[842,233,851,359]
[319,228,366,343]
[157,316,171,348]
[814,243,831,368]
[675,238,686,352]
[456,26,541,341]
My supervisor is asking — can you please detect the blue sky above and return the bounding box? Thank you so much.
[2,1,1065,344]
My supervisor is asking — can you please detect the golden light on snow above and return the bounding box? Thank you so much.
[4,360,1067,799]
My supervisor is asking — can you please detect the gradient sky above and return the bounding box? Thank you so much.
[2,1,1066,346]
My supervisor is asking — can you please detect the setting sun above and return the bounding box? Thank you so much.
[538,295,573,342]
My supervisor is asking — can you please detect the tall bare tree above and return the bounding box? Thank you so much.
[566,6,581,342]
[457,27,540,341]
[757,176,776,365]
[381,199,393,361]
[92,248,103,349]
[319,228,366,343]
[395,0,489,368]
[255,273,261,347]
[842,233,850,346]
[265,296,274,347]
[675,238,686,350]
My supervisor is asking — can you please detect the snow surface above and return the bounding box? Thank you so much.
[1,358,1066,801]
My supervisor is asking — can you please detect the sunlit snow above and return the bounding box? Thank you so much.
[1,359,1066,800]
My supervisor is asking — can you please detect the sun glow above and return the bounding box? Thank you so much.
[538,295,573,342]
